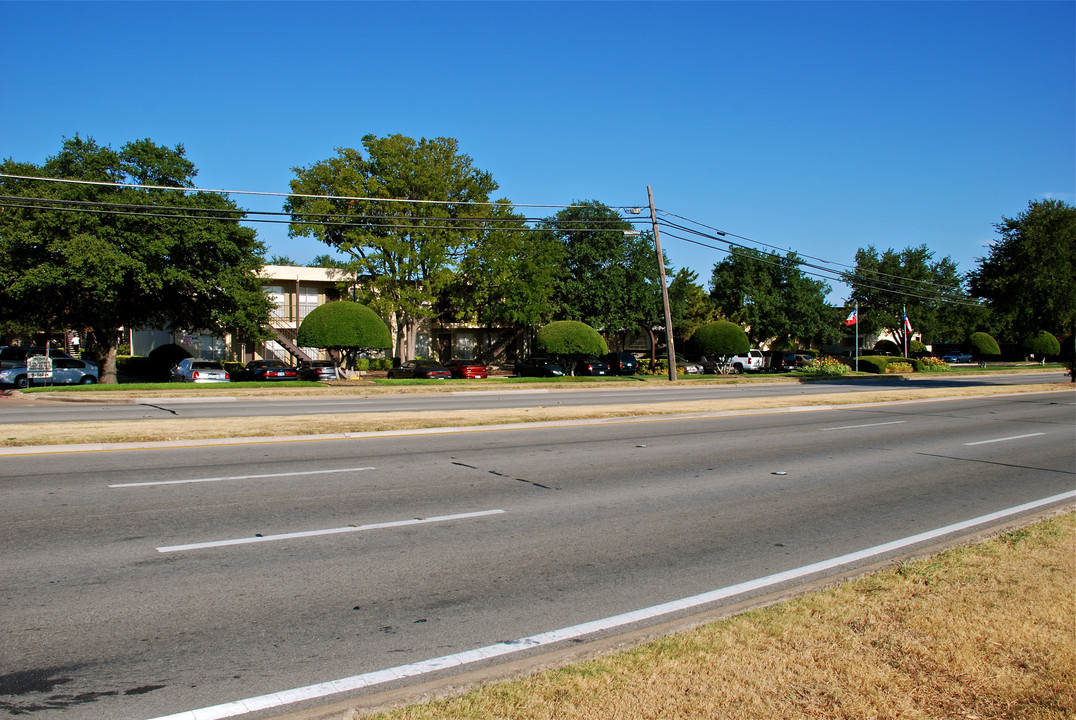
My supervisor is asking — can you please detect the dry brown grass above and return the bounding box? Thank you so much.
[4,382,1071,448]
[361,514,1075,720]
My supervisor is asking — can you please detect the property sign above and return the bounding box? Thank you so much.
[27,355,53,380]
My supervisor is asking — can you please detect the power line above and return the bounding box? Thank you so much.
[0,173,644,213]
[0,197,646,234]
[1,172,980,307]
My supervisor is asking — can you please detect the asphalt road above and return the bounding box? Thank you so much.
[0,371,1067,424]
[1,390,1073,720]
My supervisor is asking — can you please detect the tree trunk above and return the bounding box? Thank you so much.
[84,328,120,384]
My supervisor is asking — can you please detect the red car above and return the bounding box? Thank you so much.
[443,359,489,379]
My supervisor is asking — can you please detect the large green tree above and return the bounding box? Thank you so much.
[446,201,564,360]
[843,244,976,347]
[0,135,272,383]
[710,249,838,348]
[668,268,721,348]
[541,201,665,342]
[285,135,498,361]
[968,199,1076,341]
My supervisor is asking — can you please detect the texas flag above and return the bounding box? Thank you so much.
[903,307,913,333]
[844,307,858,326]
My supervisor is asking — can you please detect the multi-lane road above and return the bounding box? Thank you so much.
[0,371,1067,424]
[1,382,1073,720]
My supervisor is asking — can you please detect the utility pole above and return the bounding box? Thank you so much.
[648,186,677,381]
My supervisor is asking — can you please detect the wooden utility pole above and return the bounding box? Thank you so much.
[648,186,677,381]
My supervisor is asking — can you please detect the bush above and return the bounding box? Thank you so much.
[885,361,914,373]
[854,356,890,374]
[689,321,749,358]
[799,356,850,376]
[297,301,392,350]
[873,340,901,355]
[1025,331,1060,361]
[915,356,950,372]
[115,355,157,381]
[146,343,191,380]
[536,321,608,357]
[969,332,1001,361]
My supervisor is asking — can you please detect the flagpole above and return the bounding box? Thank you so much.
[855,302,859,372]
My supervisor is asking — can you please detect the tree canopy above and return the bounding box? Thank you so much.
[968,199,1076,340]
[843,244,975,346]
[709,249,838,348]
[445,200,563,358]
[286,134,499,361]
[0,135,272,382]
[542,202,665,337]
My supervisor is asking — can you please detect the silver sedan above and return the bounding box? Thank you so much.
[170,358,231,383]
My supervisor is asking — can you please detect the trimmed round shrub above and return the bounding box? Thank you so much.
[969,332,1001,360]
[297,301,391,350]
[855,356,890,374]
[688,321,749,358]
[1025,330,1060,360]
[873,339,901,355]
[535,321,608,357]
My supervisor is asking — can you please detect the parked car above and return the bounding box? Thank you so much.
[515,357,565,378]
[170,358,231,383]
[387,359,452,379]
[942,352,973,363]
[728,349,766,373]
[443,359,488,379]
[694,355,719,374]
[602,352,639,375]
[574,356,610,376]
[237,359,299,381]
[0,346,74,371]
[763,350,799,372]
[297,360,339,382]
[0,358,98,388]
[794,353,815,367]
[675,356,704,374]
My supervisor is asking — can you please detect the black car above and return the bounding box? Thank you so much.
[603,352,639,375]
[297,360,339,381]
[763,350,799,373]
[515,357,565,378]
[238,359,298,381]
[574,356,610,376]
[387,359,452,379]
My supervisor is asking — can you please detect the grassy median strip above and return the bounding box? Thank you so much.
[3,382,1071,447]
[358,514,1075,720]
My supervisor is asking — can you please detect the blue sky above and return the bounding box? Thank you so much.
[3,1,1073,303]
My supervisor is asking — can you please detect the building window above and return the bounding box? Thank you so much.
[298,286,319,320]
[265,286,287,320]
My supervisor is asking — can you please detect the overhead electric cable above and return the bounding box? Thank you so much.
[0,173,643,213]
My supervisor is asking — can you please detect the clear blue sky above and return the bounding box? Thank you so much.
[3,1,1073,303]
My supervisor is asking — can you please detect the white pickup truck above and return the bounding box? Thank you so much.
[727,349,766,373]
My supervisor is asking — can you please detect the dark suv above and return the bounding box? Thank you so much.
[602,352,639,375]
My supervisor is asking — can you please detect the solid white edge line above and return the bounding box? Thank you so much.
[964,432,1046,446]
[110,466,375,488]
[146,490,1076,720]
[155,510,504,553]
